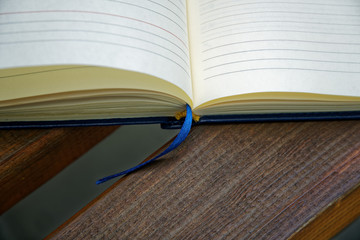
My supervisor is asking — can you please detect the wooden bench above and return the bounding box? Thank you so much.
[1,121,360,239]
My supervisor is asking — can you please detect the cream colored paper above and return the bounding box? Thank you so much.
[187,0,360,109]
[0,0,192,101]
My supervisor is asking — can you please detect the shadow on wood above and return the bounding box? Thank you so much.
[0,126,119,214]
[47,121,360,239]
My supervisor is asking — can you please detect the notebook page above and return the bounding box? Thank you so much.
[0,0,192,98]
[188,0,360,107]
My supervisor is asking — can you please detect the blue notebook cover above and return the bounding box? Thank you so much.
[2,110,360,129]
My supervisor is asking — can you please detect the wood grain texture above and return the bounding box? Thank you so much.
[290,183,360,240]
[47,121,360,239]
[0,126,119,214]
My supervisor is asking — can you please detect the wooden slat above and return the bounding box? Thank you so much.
[0,126,119,214]
[47,121,360,239]
[290,183,360,240]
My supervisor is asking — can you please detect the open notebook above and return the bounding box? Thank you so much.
[1,0,360,128]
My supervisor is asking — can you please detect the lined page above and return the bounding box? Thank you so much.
[188,0,360,107]
[0,0,192,98]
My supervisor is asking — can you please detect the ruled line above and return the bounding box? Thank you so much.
[0,29,189,66]
[203,49,360,62]
[202,29,360,44]
[0,10,188,48]
[201,10,360,26]
[204,58,360,71]
[0,19,189,56]
[203,39,360,53]
[202,20,360,34]
[0,39,190,76]
[148,0,186,20]
[200,1,359,17]
[200,6,359,22]
[168,0,186,16]
[204,68,360,81]
[199,0,216,8]
[105,0,187,31]
[0,66,90,78]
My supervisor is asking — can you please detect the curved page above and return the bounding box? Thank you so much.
[188,0,360,109]
[0,0,192,104]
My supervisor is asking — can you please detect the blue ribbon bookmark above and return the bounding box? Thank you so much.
[96,104,193,184]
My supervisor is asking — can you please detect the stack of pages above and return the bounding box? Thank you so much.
[1,0,360,127]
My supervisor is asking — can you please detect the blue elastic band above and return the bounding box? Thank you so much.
[96,104,192,184]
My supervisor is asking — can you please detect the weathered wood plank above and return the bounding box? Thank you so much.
[0,126,119,214]
[290,183,360,240]
[47,121,360,239]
